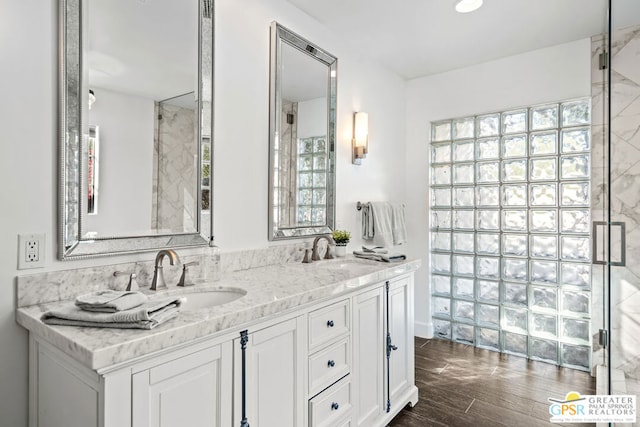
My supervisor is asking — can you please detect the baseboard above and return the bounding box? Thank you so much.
[415,320,432,339]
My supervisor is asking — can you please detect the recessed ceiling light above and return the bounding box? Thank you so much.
[455,0,483,13]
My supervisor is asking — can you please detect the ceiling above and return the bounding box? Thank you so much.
[285,0,640,80]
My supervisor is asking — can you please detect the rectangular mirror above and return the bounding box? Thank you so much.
[59,0,213,259]
[268,22,337,240]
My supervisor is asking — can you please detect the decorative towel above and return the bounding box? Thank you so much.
[353,250,406,263]
[42,298,181,330]
[391,203,407,245]
[361,245,389,254]
[361,202,407,247]
[75,290,148,313]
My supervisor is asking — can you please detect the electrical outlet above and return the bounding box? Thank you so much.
[18,233,45,270]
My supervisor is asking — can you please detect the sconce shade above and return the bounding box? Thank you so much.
[352,112,369,165]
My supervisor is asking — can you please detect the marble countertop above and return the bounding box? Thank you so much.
[16,257,420,371]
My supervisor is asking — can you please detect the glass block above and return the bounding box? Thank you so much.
[432,121,451,142]
[431,231,451,251]
[502,135,527,157]
[312,190,326,205]
[313,172,326,187]
[453,232,475,253]
[502,159,527,182]
[431,253,451,274]
[453,164,474,184]
[431,188,452,207]
[433,318,451,339]
[502,234,528,257]
[561,263,590,287]
[477,327,500,350]
[477,280,499,302]
[432,296,451,317]
[431,275,451,295]
[453,210,474,230]
[560,182,589,206]
[476,162,500,183]
[506,331,537,354]
[453,300,475,322]
[477,210,500,230]
[560,236,590,261]
[477,138,500,159]
[453,141,475,162]
[530,131,557,156]
[311,207,325,224]
[453,277,475,299]
[503,258,528,282]
[562,290,589,315]
[431,210,451,230]
[530,210,557,232]
[561,100,590,127]
[530,338,558,363]
[453,117,474,140]
[298,207,311,223]
[530,158,557,181]
[530,104,558,130]
[530,183,556,206]
[530,260,558,284]
[298,189,312,205]
[561,210,589,233]
[530,235,558,259]
[503,307,528,333]
[313,155,326,170]
[531,313,557,338]
[502,210,527,231]
[454,187,475,207]
[299,172,313,187]
[503,184,527,207]
[432,165,451,185]
[561,127,590,153]
[502,110,527,134]
[476,257,500,280]
[476,185,500,207]
[453,254,475,276]
[504,282,527,307]
[299,138,313,153]
[476,114,500,137]
[314,138,326,153]
[299,155,312,171]
[477,304,500,327]
[561,155,590,179]
[562,318,589,343]
[561,343,590,370]
[531,286,557,310]
[453,323,475,344]
[431,142,451,163]
[477,233,500,255]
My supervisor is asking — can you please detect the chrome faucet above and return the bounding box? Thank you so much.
[150,249,179,291]
[311,235,336,261]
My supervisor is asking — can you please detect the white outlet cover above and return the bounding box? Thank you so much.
[18,233,45,270]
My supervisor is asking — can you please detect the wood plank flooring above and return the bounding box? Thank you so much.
[388,337,596,427]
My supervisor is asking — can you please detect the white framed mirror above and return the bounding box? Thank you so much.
[58,0,213,259]
[268,22,337,240]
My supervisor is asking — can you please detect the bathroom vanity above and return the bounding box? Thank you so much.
[17,257,419,427]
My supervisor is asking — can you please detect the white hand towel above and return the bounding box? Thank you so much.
[370,202,394,248]
[391,203,407,245]
[75,290,148,313]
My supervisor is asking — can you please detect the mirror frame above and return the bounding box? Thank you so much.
[58,0,214,259]
[268,22,337,241]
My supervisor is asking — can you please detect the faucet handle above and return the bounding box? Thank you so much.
[113,271,139,291]
[177,261,199,287]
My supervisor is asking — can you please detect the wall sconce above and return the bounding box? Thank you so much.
[352,112,369,165]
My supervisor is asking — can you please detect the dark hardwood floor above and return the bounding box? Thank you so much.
[388,337,596,427]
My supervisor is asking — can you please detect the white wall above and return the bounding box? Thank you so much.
[86,87,155,236]
[297,97,327,138]
[405,39,592,337]
[0,0,406,424]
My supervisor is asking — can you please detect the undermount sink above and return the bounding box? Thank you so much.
[312,258,372,269]
[175,288,247,311]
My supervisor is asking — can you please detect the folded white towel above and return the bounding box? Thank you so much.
[353,250,406,263]
[42,298,181,330]
[362,245,389,254]
[75,290,148,313]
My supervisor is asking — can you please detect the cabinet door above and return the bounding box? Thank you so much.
[352,287,384,426]
[235,316,305,427]
[132,342,232,427]
[387,275,414,409]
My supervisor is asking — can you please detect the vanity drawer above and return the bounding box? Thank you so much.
[309,375,352,427]
[308,299,349,350]
[309,337,350,396]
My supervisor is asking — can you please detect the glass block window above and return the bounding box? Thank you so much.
[430,98,591,371]
[201,137,211,211]
[297,136,327,226]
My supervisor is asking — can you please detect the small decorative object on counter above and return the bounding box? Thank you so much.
[332,229,351,257]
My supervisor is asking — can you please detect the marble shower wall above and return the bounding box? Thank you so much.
[591,24,640,379]
[152,102,198,233]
